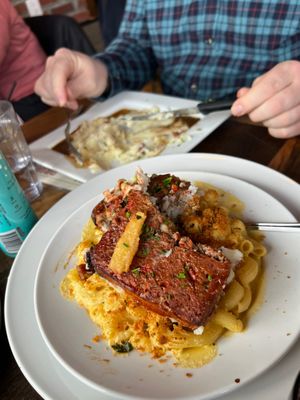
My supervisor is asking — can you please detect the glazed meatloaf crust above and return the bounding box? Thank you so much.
[87,175,231,330]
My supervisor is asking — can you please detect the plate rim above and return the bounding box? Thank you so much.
[4,153,300,400]
[34,170,299,400]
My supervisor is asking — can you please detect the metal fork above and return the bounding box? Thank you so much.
[64,105,84,166]
[246,222,300,232]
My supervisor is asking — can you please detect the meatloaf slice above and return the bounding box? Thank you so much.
[88,188,230,329]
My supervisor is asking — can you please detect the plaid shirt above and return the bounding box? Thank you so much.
[96,0,300,102]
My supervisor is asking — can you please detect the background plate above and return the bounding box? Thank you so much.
[29,91,230,182]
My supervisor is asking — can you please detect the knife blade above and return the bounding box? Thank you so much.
[119,99,233,121]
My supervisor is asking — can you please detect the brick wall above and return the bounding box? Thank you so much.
[12,0,97,23]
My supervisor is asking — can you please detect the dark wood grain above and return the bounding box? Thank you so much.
[0,103,299,400]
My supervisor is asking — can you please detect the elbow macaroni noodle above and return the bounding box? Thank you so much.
[60,181,266,368]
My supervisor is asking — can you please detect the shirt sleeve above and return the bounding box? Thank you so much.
[0,3,11,67]
[94,0,157,97]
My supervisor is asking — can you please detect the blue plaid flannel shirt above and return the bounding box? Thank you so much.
[96,0,300,102]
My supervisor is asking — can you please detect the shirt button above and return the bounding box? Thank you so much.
[190,83,198,93]
[205,37,214,45]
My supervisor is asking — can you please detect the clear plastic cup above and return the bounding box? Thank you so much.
[0,101,42,202]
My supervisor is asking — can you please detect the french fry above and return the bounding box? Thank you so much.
[109,211,147,274]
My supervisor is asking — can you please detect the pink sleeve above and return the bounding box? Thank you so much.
[0,1,12,66]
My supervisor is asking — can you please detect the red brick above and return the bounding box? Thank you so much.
[71,10,93,23]
[40,0,56,5]
[79,0,89,6]
[51,3,74,15]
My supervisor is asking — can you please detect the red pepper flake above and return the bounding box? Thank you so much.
[235,378,240,383]
[93,335,101,343]
[186,373,193,378]
[171,184,179,192]
[158,358,168,364]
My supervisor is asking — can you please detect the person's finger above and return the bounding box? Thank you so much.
[40,96,58,107]
[231,62,295,116]
[49,58,74,107]
[248,84,300,123]
[64,99,79,110]
[236,87,250,98]
[268,120,300,139]
[260,103,300,129]
[252,73,266,87]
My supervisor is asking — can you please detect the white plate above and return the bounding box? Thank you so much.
[29,91,230,182]
[33,170,300,400]
[4,154,300,400]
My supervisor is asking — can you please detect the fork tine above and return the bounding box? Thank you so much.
[64,108,84,166]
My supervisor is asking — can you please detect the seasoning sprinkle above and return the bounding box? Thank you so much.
[132,267,141,276]
[176,272,186,279]
[162,176,172,187]
[138,247,150,257]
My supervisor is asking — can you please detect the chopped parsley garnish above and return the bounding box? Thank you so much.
[138,247,150,257]
[207,274,213,281]
[176,272,186,279]
[162,176,172,187]
[141,224,158,241]
[111,341,133,353]
[160,249,168,254]
[131,267,141,277]
[123,242,129,248]
[125,211,131,219]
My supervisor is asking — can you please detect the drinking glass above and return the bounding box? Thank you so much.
[0,101,42,202]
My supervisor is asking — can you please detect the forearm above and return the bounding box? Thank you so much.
[94,0,157,97]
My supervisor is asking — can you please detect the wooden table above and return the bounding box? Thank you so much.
[0,105,299,400]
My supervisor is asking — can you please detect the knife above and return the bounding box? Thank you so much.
[119,99,233,121]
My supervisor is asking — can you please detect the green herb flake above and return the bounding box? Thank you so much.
[125,211,131,219]
[131,267,141,277]
[111,341,134,353]
[141,224,158,241]
[138,247,150,257]
[176,272,186,279]
[207,274,213,281]
[123,243,129,248]
[162,176,172,187]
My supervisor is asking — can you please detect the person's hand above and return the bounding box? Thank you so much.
[231,60,300,138]
[34,48,109,109]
